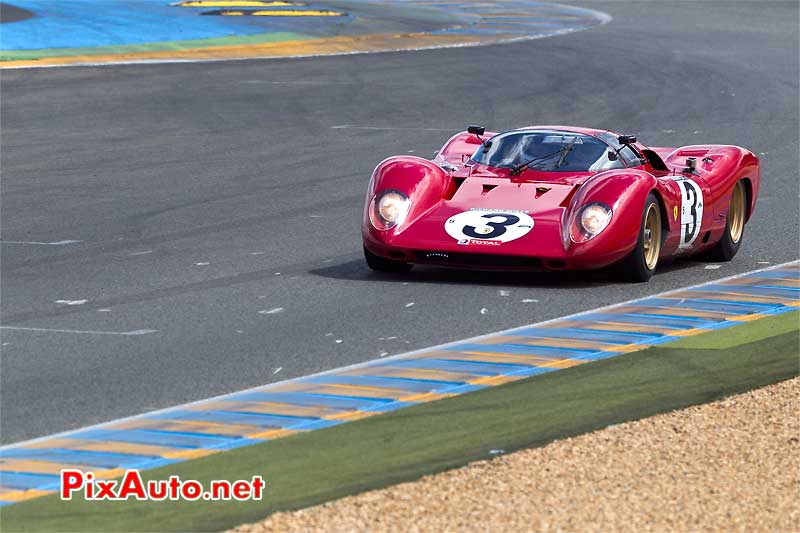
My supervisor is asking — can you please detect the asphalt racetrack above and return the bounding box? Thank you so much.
[1,1,798,443]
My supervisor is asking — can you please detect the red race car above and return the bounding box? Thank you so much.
[362,125,759,282]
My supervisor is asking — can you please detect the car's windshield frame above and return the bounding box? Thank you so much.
[469,129,641,172]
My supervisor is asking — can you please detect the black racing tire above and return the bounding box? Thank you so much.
[364,246,413,273]
[619,193,662,283]
[706,180,746,262]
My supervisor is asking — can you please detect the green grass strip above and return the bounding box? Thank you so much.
[3,311,798,532]
[670,311,799,349]
[0,32,311,62]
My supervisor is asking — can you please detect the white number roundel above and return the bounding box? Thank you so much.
[445,211,534,243]
[676,178,704,248]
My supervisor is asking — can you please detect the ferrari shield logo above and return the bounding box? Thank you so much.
[673,206,679,221]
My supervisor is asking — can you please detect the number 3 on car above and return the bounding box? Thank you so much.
[675,177,705,248]
[445,211,534,243]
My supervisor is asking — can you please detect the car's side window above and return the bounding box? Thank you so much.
[597,132,644,168]
[618,145,644,166]
[589,155,626,172]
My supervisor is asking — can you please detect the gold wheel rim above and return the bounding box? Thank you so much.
[643,203,661,270]
[729,181,745,244]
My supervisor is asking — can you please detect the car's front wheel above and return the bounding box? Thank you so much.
[364,246,413,273]
[620,193,662,282]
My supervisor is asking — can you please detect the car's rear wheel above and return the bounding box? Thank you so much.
[364,246,413,273]
[620,193,662,282]
[706,180,746,262]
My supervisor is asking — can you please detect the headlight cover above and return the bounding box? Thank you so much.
[570,202,612,243]
[369,190,410,230]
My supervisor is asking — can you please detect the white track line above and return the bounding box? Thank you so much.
[2,259,796,451]
[0,240,82,245]
[0,326,157,336]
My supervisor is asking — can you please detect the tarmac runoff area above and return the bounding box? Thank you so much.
[0,0,610,67]
[3,0,796,448]
[232,376,800,533]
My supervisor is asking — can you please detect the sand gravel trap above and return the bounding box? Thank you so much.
[232,377,800,533]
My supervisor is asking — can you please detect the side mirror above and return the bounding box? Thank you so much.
[607,149,618,161]
[618,134,637,145]
[467,125,485,136]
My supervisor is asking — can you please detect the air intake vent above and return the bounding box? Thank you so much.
[444,177,466,200]
[481,184,497,195]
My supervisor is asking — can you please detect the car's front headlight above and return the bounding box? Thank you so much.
[570,202,612,243]
[369,190,410,230]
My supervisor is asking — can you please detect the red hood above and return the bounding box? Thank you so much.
[449,176,577,210]
[390,177,578,253]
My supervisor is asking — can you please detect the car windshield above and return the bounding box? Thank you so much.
[470,130,625,172]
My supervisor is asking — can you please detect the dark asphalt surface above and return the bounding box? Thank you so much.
[0,3,34,24]
[1,1,798,443]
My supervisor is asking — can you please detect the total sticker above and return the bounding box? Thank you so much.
[445,211,534,243]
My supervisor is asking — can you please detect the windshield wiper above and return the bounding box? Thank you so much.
[553,136,578,169]
[509,145,572,176]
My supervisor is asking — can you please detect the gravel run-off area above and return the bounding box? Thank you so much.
[231,377,800,533]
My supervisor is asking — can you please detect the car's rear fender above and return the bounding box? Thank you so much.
[664,145,760,222]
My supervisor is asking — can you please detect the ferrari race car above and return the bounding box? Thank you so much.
[362,125,759,282]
